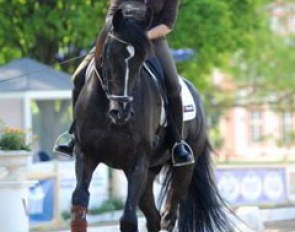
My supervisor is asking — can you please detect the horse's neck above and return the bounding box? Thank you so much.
[136,72,154,104]
[140,69,162,99]
[85,73,109,111]
[134,72,162,123]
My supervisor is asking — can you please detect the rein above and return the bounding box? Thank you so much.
[108,33,128,45]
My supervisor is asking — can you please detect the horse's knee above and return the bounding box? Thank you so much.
[72,188,90,208]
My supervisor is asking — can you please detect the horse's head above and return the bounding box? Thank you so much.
[101,2,152,125]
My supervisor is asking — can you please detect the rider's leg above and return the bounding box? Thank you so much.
[53,60,88,156]
[152,38,194,166]
[54,24,110,156]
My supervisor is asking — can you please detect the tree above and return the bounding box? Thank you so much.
[170,0,275,88]
[0,0,109,70]
[169,0,294,108]
[231,2,295,93]
[0,0,276,78]
[0,0,110,156]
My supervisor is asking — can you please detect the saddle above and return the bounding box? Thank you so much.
[143,57,197,126]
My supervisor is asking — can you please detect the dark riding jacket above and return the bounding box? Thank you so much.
[107,0,179,29]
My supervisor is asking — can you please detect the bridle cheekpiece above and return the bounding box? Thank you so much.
[102,33,136,104]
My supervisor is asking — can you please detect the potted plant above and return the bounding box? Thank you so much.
[0,123,32,181]
[0,123,34,232]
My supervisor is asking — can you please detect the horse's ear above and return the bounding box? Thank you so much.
[112,9,123,31]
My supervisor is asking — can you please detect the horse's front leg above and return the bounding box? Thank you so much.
[161,165,194,231]
[120,157,148,232]
[139,167,161,232]
[71,147,99,232]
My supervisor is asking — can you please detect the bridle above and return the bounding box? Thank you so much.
[100,32,136,104]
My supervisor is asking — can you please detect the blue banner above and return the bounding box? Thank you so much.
[29,179,55,223]
[216,167,287,205]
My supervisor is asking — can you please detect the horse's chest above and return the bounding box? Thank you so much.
[88,131,137,164]
[101,134,134,153]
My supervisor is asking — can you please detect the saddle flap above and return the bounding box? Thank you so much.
[143,62,197,126]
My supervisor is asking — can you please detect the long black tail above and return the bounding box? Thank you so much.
[178,141,235,232]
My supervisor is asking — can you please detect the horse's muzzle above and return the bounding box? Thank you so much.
[108,101,135,125]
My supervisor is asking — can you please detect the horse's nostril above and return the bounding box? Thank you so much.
[109,107,134,124]
[109,109,119,120]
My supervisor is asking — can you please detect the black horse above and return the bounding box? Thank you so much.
[71,2,234,232]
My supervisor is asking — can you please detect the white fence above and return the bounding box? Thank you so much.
[27,161,295,228]
[28,161,109,227]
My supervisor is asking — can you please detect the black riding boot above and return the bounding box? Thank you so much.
[168,95,194,166]
[54,122,75,156]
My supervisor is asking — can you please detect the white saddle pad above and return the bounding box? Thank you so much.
[160,77,197,126]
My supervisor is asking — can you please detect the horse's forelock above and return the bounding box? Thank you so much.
[117,17,151,60]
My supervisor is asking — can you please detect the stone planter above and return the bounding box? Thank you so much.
[0,181,33,232]
[0,150,31,181]
[0,150,33,232]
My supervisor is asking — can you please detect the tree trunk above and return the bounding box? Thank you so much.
[36,100,70,158]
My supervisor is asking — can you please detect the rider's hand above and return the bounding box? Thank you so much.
[147,24,172,40]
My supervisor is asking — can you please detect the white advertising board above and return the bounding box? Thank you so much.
[58,161,109,211]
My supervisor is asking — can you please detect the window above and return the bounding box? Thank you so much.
[282,111,293,144]
[250,111,262,142]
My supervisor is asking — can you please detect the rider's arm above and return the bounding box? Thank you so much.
[147,24,172,40]
[147,0,179,40]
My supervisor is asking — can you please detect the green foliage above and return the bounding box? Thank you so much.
[0,0,109,70]
[0,127,31,151]
[0,0,291,93]
[171,0,274,89]
[232,32,295,90]
[88,198,124,215]
[228,1,295,92]
[61,210,71,221]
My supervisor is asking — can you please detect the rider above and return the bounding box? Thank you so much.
[54,0,194,167]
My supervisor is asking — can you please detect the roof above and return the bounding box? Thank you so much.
[0,58,72,92]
